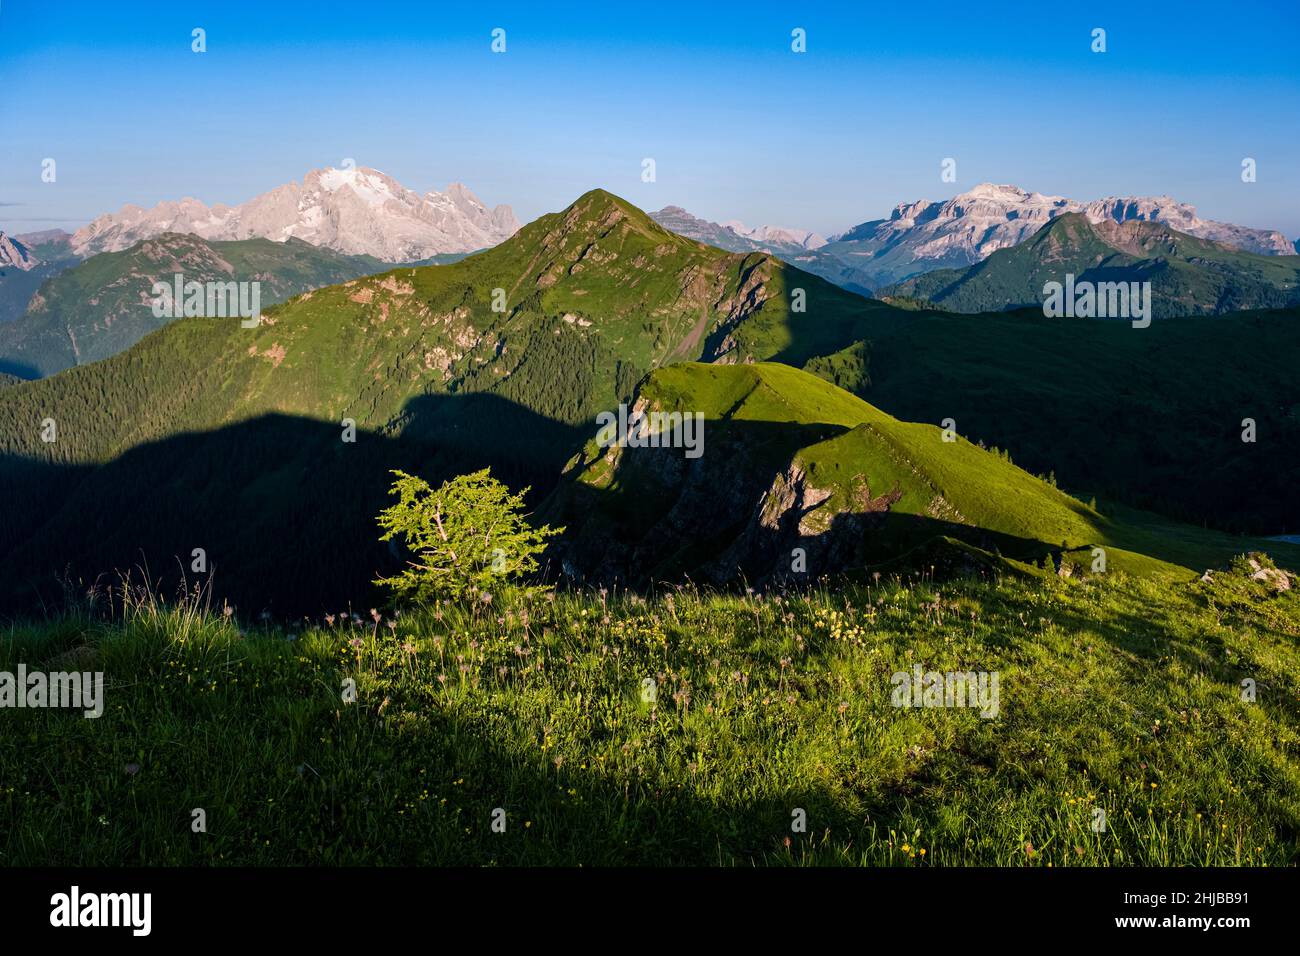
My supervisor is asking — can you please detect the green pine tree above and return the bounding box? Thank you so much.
[375,468,563,604]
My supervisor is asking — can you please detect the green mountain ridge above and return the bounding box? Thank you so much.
[879,214,1300,317]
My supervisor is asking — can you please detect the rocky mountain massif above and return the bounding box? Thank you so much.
[649,206,827,258]
[0,232,37,271]
[71,167,520,262]
[1,169,515,334]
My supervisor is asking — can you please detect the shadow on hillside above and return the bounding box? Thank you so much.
[0,387,1059,619]
[847,307,1300,537]
[0,357,39,380]
[0,392,587,618]
[2,378,1293,621]
[294,691,979,866]
[383,708,868,866]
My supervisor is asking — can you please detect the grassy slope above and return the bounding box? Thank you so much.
[563,362,1299,578]
[2,564,1296,866]
[880,214,1300,316]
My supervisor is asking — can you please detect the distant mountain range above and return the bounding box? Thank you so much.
[880,213,1300,317]
[723,219,827,251]
[71,167,520,262]
[655,183,1296,294]
[5,173,1293,355]
[650,207,827,257]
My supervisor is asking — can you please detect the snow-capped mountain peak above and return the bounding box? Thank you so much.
[71,167,520,261]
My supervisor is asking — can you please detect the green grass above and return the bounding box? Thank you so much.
[2,560,1297,866]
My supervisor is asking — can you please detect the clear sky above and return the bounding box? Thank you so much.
[1,0,1297,239]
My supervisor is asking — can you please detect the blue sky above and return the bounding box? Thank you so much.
[1,0,1298,238]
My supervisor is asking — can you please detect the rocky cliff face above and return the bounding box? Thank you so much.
[0,233,37,271]
[71,167,520,261]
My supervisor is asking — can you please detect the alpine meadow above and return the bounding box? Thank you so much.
[1,0,1298,934]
